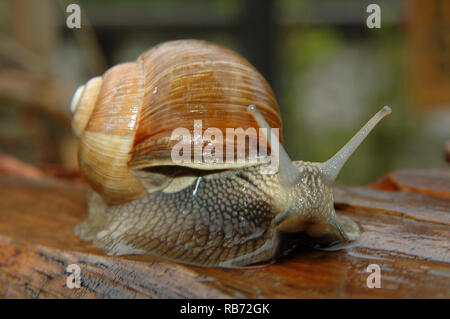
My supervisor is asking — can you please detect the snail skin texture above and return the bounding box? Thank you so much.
[71,39,391,268]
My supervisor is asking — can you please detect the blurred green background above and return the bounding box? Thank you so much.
[0,0,449,185]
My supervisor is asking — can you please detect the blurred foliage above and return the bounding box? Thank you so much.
[279,20,447,184]
[0,0,448,184]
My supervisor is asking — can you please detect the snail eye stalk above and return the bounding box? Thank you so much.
[320,106,392,186]
[248,104,300,187]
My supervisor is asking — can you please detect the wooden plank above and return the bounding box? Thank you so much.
[377,169,450,197]
[333,184,450,226]
[0,177,229,298]
[0,173,449,298]
[0,238,230,298]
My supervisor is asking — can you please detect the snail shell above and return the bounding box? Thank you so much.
[71,39,391,267]
[71,40,281,205]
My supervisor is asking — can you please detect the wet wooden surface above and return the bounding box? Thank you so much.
[0,169,449,298]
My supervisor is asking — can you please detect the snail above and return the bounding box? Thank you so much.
[70,39,391,267]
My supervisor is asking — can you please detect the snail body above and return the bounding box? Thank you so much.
[71,40,391,267]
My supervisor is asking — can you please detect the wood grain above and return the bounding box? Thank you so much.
[0,171,449,298]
